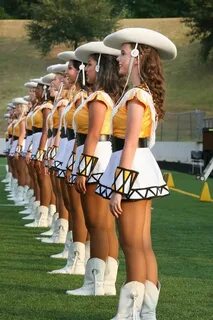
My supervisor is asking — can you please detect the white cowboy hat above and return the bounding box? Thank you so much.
[47,63,68,74]
[12,97,29,105]
[41,73,56,85]
[24,81,38,89]
[74,41,120,63]
[57,51,79,62]
[103,28,177,60]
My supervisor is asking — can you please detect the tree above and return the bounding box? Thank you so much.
[183,0,213,61]
[0,0,39,18]
[109,0,192,18]
[26,0,121,55]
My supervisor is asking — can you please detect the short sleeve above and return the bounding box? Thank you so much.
[42,102,53,110]
[87,91,113,109]
[125,88,150,110]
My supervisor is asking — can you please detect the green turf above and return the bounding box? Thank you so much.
[0,157,212,320]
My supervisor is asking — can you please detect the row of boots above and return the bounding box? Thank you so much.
[2,169,160,319]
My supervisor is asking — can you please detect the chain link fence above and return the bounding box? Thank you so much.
[156,110,208,141]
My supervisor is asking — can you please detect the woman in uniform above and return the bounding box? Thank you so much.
[96,28,177,319]
[49,52,89,274]
[25,75,55,228]
[65,42,123,296]
[41,64,70,243]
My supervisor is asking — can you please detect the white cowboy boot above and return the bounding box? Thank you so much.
[15,186,27,206]
[22,203,38,220]
[141,281,161,320]
[47,204,57,227]
[50,230,73,259]
[66,258,105,296]
[40,212,59,236]
[19,196,36,215]
[22,185,30,202]
[41,218,68,243]
[2,171,12,183]
[111,281,145,320]
[104,257,118,296]
[25,205,49,227]
[84,241,90,265]
[49,241,85,274]
[22,200,40,219]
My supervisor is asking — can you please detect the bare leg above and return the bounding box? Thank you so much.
[29,160,40,201]
[67,184,87,243]
[118,199,148,283]
[80,184,118,261]
[143,200,158,285]
[16,157,27,187]
[36,163,52,207]
[60,178,72,229]
[54,175,68,220]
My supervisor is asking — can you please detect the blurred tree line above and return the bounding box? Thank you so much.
[0,0,193,19]
[0,0,212,60]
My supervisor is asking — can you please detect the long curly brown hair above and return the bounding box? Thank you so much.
[132,43,165,120]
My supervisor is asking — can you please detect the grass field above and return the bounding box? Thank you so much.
[0,18,213,137]
[0,157,212,320]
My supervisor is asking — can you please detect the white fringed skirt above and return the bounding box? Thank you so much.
[9,140,18,156]
[22,135,33,156]
[53,137,68,170]
[70,141,112,184]
[96,148,169,200]
[31,132,42,159]
[57,139,75,178]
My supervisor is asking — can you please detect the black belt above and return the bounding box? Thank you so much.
[48,129,52,138]
[60,127,67,139]
[13,136,18,141]
[32,126,42,133]
[9,134,12,138]
[26,129,33,136]
[76,133,110,146]
[112,136,148,152]
[53,128,57,137]
[67,128,75,141]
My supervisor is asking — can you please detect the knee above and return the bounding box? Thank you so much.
[120,238,143,255]
[143,242,154,256]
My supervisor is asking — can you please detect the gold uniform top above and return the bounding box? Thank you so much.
[113,88,154,139]
[26,110,34,131]
[7,123,13,136]
[13,117,25,137]
[52,98,69,129]
[64,90,88,129]
[32,102,53,129]
[74,91,114,135]
[4,130,8,140]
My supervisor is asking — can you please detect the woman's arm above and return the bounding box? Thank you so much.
[17,119,26,147]
[39,108,51,150]
[52,105,65,147]
[75,101,107,194]
[83,101,107,155]
[110,98,145,217]
[119,98,145,168]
